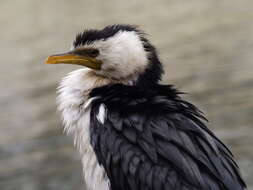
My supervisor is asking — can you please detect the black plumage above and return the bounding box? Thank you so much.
[74,25,143,47]
[89,84,246,190]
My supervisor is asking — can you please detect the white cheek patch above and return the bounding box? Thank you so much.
[101,31,148,79]
[79,31,149,80]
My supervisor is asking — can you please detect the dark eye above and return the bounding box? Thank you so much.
[90,49,99,57]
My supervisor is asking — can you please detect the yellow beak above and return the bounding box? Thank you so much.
[44,51,102,70]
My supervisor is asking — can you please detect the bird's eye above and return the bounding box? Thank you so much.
[90,49,99,57]
[73,48,99,57]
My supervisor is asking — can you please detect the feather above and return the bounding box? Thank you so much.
[89,84,246,190]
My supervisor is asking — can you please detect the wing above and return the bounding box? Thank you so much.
[89,85,246,190]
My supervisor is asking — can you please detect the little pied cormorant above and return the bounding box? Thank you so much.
[45,24,246,190]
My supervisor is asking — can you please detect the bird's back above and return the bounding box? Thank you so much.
[89,84,246,190]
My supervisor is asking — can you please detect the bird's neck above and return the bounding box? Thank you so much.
[56,68,134,130]
[57,68,109,125]
[57,68,111,190]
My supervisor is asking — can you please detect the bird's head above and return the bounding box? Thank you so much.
[45,24,163,85]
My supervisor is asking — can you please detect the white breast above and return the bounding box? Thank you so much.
[57,68,110,190]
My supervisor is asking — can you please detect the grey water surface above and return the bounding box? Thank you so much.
[0,0,253,189]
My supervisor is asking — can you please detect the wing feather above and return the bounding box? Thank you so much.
[89,84,246,190]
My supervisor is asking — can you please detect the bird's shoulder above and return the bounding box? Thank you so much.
[90,83,188,113]
[90,84,207,127]
[88,84,246,190]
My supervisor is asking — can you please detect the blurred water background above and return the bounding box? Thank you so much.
[0,0,253,189]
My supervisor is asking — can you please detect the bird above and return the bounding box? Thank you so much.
[45,24,246,190]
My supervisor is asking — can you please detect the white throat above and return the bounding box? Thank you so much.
[57,68,112,190]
